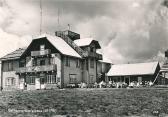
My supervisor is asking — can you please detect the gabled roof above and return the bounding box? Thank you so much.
[0,47,27,60]
[74,38,101,49]
[29,34,82,58]
[107,62,159,76]
[0,34,82,61]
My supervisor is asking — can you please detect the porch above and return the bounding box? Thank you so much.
[108,76,144,85]
[19,72,60,90]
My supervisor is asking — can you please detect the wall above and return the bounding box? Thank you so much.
[63,56,83,87]
[23,53,62,89]
[2,60,20,90]
[52,53,61,87]
[1,52,62,90]
[86,58,97,84]
[26,56,32,67]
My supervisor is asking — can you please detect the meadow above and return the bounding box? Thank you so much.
[0,88,168,117]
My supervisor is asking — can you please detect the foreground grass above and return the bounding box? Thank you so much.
[0,88,168,117]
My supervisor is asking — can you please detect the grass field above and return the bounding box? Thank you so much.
[0,88,168,117]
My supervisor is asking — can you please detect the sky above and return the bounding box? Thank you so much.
[0,0,168,64]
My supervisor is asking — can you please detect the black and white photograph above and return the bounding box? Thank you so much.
[0,0,168,116]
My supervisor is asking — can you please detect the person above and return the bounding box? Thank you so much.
[116,82,119,88]
[129,82,134,88]
[99,81,106,88]
[108,81,112,88]
[99,81,103,88]
[24,82,27,90]
[81,82,87,88]
[137,82,140,87]
[112,82,116,88]
[78,82,82,88]
[94,82,98,88]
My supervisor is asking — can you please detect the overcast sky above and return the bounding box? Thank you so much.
[0,0,168,64]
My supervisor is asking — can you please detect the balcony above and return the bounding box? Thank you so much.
[86,52,103,60]
[16,64,57,74]
[31,49,51,57]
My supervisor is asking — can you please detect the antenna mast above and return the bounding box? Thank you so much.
[40,0,42,35]
[58,8,60,30]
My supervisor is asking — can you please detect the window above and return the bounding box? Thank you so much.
[57,77,60,82]
[161,78,165,85]
[48,58,51,65]
[76,59,80,68]
[90,47,94,52]
[6,77,15,86]
[40,59,45,66]
[40,77,45,84]
[40,45,45,51]
[86,59,88,70]
[46,74,57,84]
[138,77,142,83]
[50,58,54,64]
[32,58,37,66]
[69,74,77,83]
[90,58,94,68]
[26,76,35,84]
[19,60,25,67]
[89,75,94,84]
[7,61,13,71]
[65,56,70,67]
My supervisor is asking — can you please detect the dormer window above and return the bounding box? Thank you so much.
[40,45,45,51]
[90,47,94,52]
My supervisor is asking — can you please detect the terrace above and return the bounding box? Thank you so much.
[31,49,51,57]
[15,64,57,74]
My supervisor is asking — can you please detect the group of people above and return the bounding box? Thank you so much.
[78,80,154,88]
[129,81,153,88]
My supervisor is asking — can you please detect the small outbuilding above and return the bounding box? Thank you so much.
[107,62,160,85]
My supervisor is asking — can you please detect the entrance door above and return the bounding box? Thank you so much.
[40,73,45,89]
[40,77,45,89]
[35,78,41,89]
[19,78,25,90]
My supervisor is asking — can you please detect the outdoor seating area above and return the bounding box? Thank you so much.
[66,80,154,89]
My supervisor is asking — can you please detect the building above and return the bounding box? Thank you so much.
[107,62,160,85]
[157,50,168,85]
[0,30,111,90]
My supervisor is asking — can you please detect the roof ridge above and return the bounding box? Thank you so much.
[113,61,158,66]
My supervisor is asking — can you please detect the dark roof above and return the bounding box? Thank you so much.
[21,34,81,58]
[0,47,27,61]
[74,38,101,49]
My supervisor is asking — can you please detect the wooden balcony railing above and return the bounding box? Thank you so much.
[16,64,57,74]
[162,65,168,68]
[86,52,103,60]
[31,49,51,57]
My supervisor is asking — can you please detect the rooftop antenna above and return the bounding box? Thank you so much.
[40,0,42,35]
[57,8,62,31]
